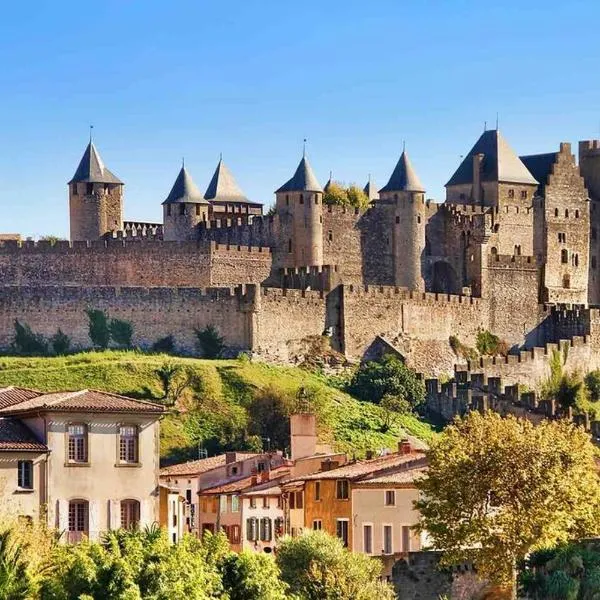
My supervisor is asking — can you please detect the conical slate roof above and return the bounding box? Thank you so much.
[162,166,208,205]
[363,176,379,201]
[324,171,334,193]
[379,151,425,193]
[204,159,250,203]
[276,156,323,193]
[68,142,122,185]
[446,129,538,187]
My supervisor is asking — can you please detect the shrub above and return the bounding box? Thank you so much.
[585,370,600,402]
[12,320,48,356]
[109,318,134,348]
[50,329,71,355]
[194,325,225,358]
[86,309,110,349]
[347,355,425,409]
[475,329,508,356]
[152,335,175,354]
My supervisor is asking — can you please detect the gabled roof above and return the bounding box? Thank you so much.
[446,129,538,187]
[201,466,291,495]
[160,452,263,477]
[0,389,165,415]
[354,465,427,486]
[380,151,425,193]
[203,159,252,204]
[363,177,379,201]
[0,387,43,410]
[520,152,556,191]
[276,156,323,193]
[162,166,208,205]
[0,418,47,452]
[69,142,123,185]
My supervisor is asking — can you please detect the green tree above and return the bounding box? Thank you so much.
[0,529,33,600]
[277,530,395,600]
[11,320,48,356]
[50,328,71,355]
[151,335,175,354]
[86,309,110,349]
[194,325,225,359]
[323,182,348,206]
[220,551,288,600]
[380,393,411,432]
[585,370,600,402]
[415,411,600,597]
[345,185,369,210]
[109,318,134,348]
[154,362,195,407]
[248,385,292,451]
[348,355,425,408]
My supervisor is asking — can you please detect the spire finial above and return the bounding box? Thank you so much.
[496,112,499,130]
[329,170,332,180]
[219,152,223,161]
[484,121,487,132]
[182,157,185,168]
[402,140,406,153]
[368,172,371,183]
[303,138,307,158]
[89,125,94,143]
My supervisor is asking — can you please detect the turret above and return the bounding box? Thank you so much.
[579,140,600,202]
[363,175,379,202]
[68,141,123,241]
[162,165,209,241]
[379,149,426,290]
[275,154,323,267]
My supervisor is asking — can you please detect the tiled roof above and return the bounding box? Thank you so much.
[446,129,538,187]
[160,452,261,477]
[201,466,290,495]
[204,159,252,204]
[355,465,428,486]
[276,156,323,193]
[0,387,43,410]
[0,390,165,415]
[69,142,123,185]
[163,166,208,205]
[286,451,427,482]
[0,418,47,452]
[380,151,425,193]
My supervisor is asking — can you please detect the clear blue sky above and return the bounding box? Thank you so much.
[2,0,600,237]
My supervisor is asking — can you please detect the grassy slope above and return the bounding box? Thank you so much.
[0,351,436,462]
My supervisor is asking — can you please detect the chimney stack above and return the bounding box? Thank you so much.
[398,439,412,455]
[290,413,317,461]
[225,451,237,464]
[365,450,374,460]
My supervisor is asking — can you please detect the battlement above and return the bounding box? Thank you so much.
[261,286,325,301]
[198,215,275,231]
[344,284,481,306]
[122,221,163,238]
[579,140,600,154]
[324,204,363,216]
[0,238,209,253]
[210,241,272,254]
[487,254,538,268]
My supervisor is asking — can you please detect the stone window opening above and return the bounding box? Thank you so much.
[514,245,521,256]
[575,209,580,218]
[491,246,498,255]
[299,194,304,204]
[508,189,515,199]
[167,205,172,217]
[521,190,528,200]
[558,233,566,243]
[573,254,579,267]
[17,460,33,489]
[195,205,201,216]
[86,183,93,195]
[314,195,319,205]
[72,183,78,196]
[555,208,559,217]
[563,274,571,289]
[288,239,292,253]
[417,215,421,224]
[328,230,333,242]
[285,195,289,205]
[395,216,400,224]
[561,249,568,264]
[565,209,569,217]
[179,204,186,216]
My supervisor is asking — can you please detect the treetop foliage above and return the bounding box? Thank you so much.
[323,182,370,210]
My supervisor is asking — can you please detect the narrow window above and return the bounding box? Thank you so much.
[249,496,256,509]
[328,230,333,242]
[195,205,200,216]
[186,489,192,503]
[563,274,571,289]
[313,519,322,530]
[574,254,579,267]
[395,216,400,224]
[384,490,395,506]
[246,517,258,541]
[179,204,185,216]
[336,519,349,547]
[68,424,88,463]
[299,194,304,204]
[219,495,227,513]
[295,491,303,509]
[561,249,568,264]
[167,204,172,217]
[260,517,272,541]
[86,183,93,195]
[314,195,319,205]
[402,525,411,552]
[120,499,140,529]
[508,189,515,199]
[363,524,373,554]
[417,215,421,224]
[68,500,89,543]
[274,517,284,537]
[231,495,239,512]
[285,195,289,206]
[555,208,559,217]
[119,425,138,464]
[383,525,393,554]
[288,239,292,253]
[314,481,321,501]
[72,183,78,196]
[231,524,240,543]
[289,493,295,510]
[565,209,569,217]
[521,190,528,200]
[576,209,580,218]
[104,183,109,193]
[335,480,349,500]
[491,246,498,255]
[262,496,270,509]
[17,460,33,489]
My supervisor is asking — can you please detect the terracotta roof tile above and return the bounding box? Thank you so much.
[355,465,428,486]
[0,418,47,452]
[0,387,43,410]
[160,452,262,477]
[0,389,165,415]
[201,466,290,495]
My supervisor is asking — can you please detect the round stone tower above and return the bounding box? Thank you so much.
[379,149,426,290]
[162,165,210,241]
[275,154,323,267]
[68,141,124,241]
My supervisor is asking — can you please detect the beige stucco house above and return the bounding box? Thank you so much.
[0,386,164,541]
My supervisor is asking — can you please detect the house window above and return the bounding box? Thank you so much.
[17,460,33,489]
[263,496,270,509]
[521,190,528,200]
[313,519,322,530]
[336,519,349,547]
[336,480,349,500]
[402,525,411,552]
[274,517,284,537]
[67,424,88,463]
[246,517,258,542]
[230,524,240,544]
[384,490,395,506]
[314,481,321,501]
[231,495,239,512]
[508,189,515,199]
[363,524,373,554]
[120,499,140,529]
[68,500,89,543]
[561,249,568,264]
[119,425,138,463]
[186,489,192,503]
[295,491,303,509]
[555,208,559,217]
[383,525,393,554]
[260,517,272,541]
[219,495,227,513]
[249,496,257,509]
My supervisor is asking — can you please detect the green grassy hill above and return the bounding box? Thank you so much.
[0,351,435,463]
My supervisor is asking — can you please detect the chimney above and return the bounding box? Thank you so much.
[472,153,484,203]
[260,471,270,483]
[398,439,412,455]
[225,451,237,464]
[365,450,374,460]
[290,413,317,461]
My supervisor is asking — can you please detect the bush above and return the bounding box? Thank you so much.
[86,309,110,349]
[194,325,225,359]
[585,370,600,402]
[347,355,425,409]
[12,320,48,356]
[476,329,509,356]
[50,329,71,355]
[109,318,134,348]
[152,335,175,354]
[323,182,369,210]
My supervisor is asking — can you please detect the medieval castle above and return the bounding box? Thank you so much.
[3,129,600,393]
